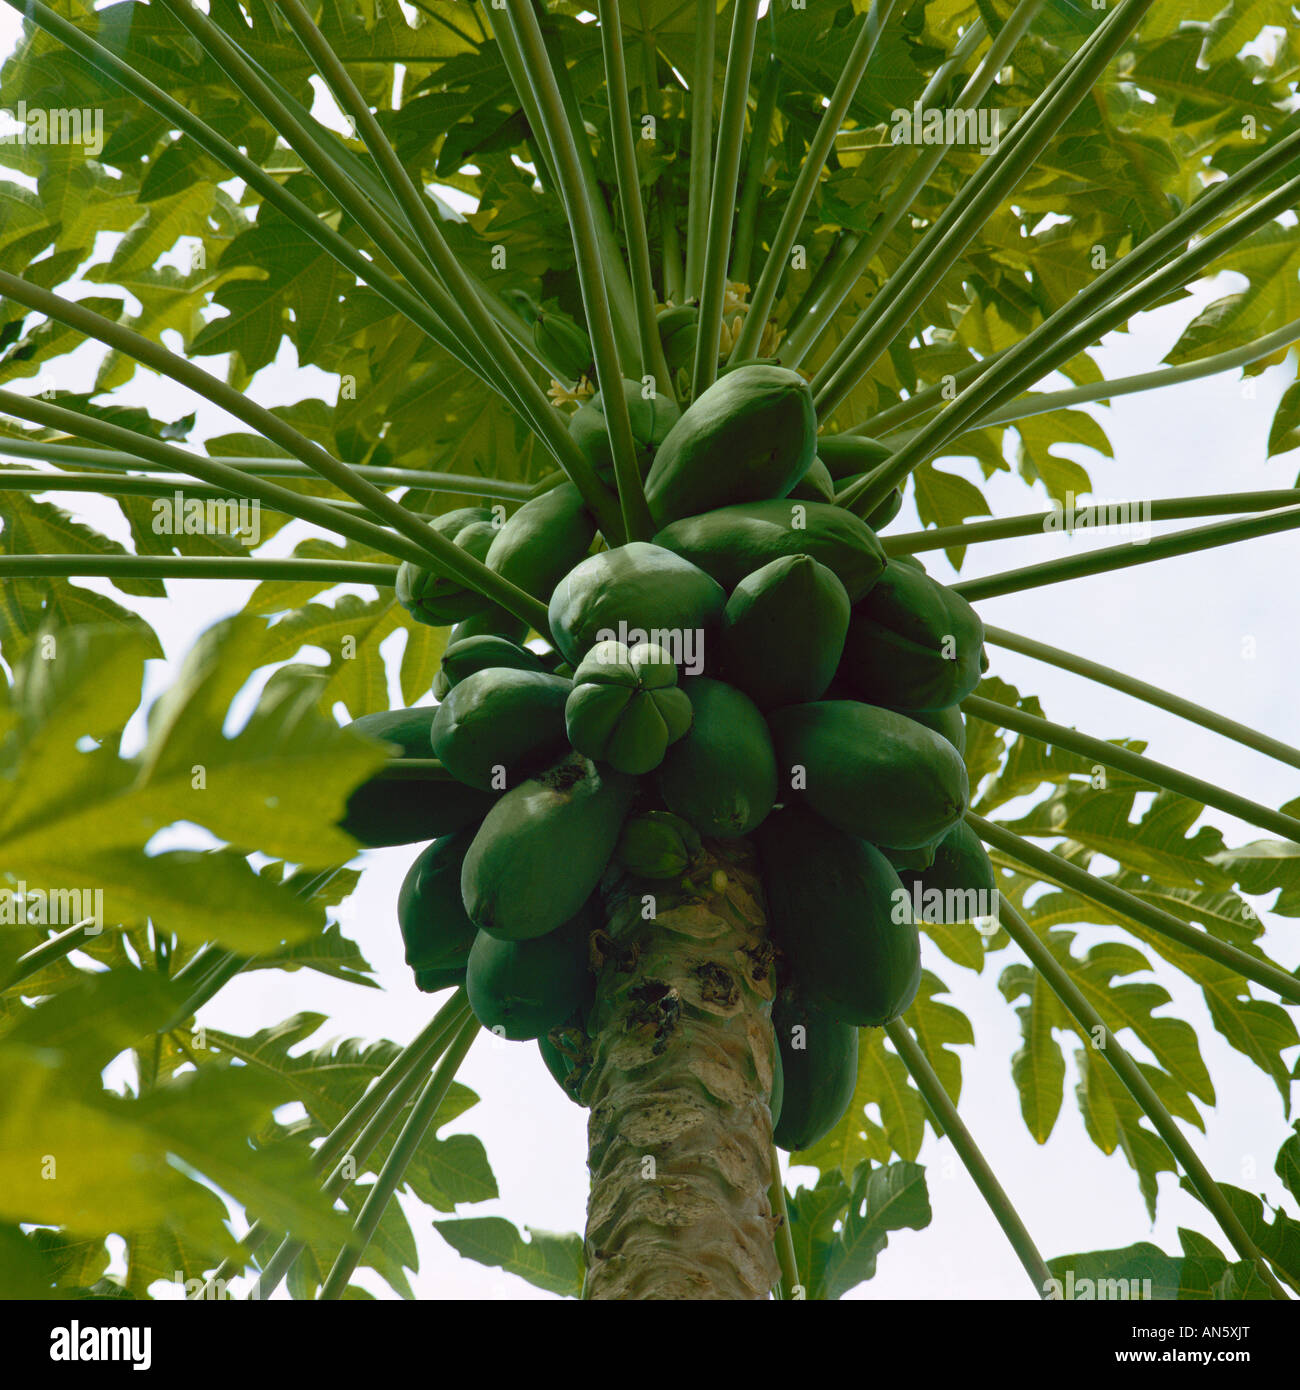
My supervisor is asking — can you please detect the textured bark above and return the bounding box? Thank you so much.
[581,838,780,1300]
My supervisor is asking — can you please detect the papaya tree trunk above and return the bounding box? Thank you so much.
[581,839,781,1300]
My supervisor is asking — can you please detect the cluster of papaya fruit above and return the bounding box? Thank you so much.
[341,361,996,1152]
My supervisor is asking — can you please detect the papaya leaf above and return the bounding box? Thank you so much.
[1046,1241,1199,1301]
[820,1161,932,1301]
[1000,958,1070,1144]
[1179,1177,1300,1288]
[0,1225,60,1299]
[25,1228,110,1298]
[1277,1124,1300,1205]
[2,965,191,1075]
[904,970,974,1107]
[786,1161,931,1301]
[0,1042,239,1245]
[801,1026,927,1174]
[431,1217,584,1297]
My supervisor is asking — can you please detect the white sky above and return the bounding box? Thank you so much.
[1,9,1297,1302]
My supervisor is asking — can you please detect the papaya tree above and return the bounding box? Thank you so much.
[1,0,1299,1304]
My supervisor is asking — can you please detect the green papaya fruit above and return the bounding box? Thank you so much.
[657,304,698,380]
[643,364,816,525]
[397,829,478,990]
[898,820,996,924]
[538,1031,574,1093]
[771,982,860,1151]
[437,635,545,695]
[884,701,967,756]
[339,707,499,847]
[769,1036,785,1130]
[395,509,498,626]
[547,541,726,665]
[865,486,903,532]
[534,306,592,381]
[483,482,596,605]
[569,380,680,485]
[410,964,466,992]
[461,752,636,940]
[564,640,692,774]
[719,554,850,710]
[449,606,529,646]
[431,668,571,791]
[839,562,984,711]
[466,903,595,1040]
[787,456,836,503]
[656,677,777,838]
[767,701,968,849]
[816,434,893,480]
[653,500,886,600]
[614,810,702,878]
[537,1026,588,1105]
[345,707,438,760]
[879,839,939,873]
[756,808,921,1027]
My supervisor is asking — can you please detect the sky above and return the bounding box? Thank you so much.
[1,8,1298,1302]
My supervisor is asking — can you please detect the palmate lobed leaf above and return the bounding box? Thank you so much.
[0,1042,235,1253]
[786,1161,931,1301]
[431,1217,584,1298]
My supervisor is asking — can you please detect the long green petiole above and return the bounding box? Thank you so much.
[0,272,552,632]
[534,8,641,369]
[884,489,1300,555]
[840,151,1300,516]
[246,993,472,1302]
[160,0,540,429]
[0,437,532,498]
[2,921,103,990]
[969,815,1300,1005]
[203,992,468,1299]
[958,319,1300,434]
[982,626,1300,773]
[318,1016,480,1299]
[692,0,762,398]
[951,504,1300,603]
[886,1019,1053,1297]
[730,53,781,289]
[783,0,1043,368]
[0,392,483,560]
[728,0,899,365]
[684,0,717,300]
[0,555,398,586]
[778,15,990,354]
[167,0,617,532]
[596,0,675,396]
[505,0,652,542]
[962,695,1300,843]
[996,903,1289,1299]
[814,0,1156,418]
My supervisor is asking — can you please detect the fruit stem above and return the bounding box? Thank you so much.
[767,1143,802,1299]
